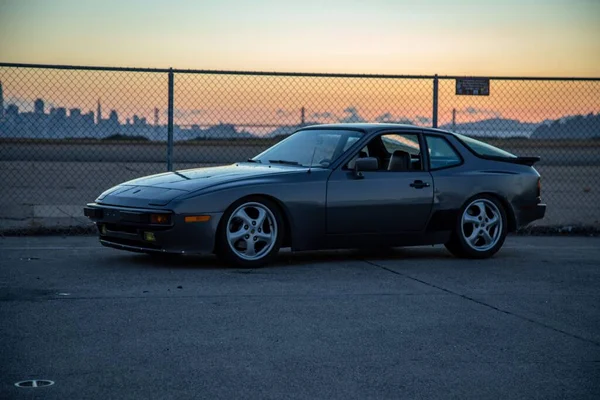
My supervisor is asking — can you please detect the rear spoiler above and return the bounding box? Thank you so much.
[511,156,541,166]
[482,155,541,166]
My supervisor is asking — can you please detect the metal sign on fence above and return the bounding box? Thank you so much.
[456,78,490,96]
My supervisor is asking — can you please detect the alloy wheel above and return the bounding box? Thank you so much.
[460,198,503,252]
[226,202,278,261]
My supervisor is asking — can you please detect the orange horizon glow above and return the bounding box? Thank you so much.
[1,69,598,131]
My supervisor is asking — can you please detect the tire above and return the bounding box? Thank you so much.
[445,194,508,259]
[216,197,284,268]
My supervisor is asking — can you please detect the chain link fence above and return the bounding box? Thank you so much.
[0,63,599,234]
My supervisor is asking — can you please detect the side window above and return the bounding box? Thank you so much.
[345,133,423,171]
[426,136,462,170]
[381,134,421,156]
[380,133,422,171]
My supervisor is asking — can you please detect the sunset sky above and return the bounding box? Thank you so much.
[0,0,598,128]
[1,0,599,76]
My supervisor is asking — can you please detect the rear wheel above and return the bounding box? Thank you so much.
[445,195,508,259]
[216,198,283,268]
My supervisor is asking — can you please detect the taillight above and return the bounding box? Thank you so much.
[537,178,541,198]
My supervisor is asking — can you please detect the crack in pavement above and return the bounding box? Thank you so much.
[363,259,600,348]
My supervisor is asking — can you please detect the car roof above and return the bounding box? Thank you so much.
[301,122,455,136]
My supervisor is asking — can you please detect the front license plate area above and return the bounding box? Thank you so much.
[120,212,150,223]
[84,207,103,219]
[101,208,123,222]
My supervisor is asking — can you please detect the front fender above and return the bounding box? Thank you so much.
[169,170,331,251]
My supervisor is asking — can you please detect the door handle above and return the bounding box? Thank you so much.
[410,180,430,189]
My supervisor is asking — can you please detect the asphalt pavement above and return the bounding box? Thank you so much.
[1,235,599,399]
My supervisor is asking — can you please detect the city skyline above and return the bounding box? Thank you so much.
[1,81,599,141]
[5,69,600,119]
[1,69,599,129]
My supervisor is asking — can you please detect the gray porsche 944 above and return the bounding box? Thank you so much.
[84,123,546,267]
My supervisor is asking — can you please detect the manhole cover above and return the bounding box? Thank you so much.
[14,380,55,388]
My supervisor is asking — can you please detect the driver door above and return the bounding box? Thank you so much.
[326,132,434,234]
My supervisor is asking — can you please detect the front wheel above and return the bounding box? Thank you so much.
[216,198,283,268]
[445,195,508,259]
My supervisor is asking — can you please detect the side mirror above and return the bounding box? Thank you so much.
[354,157,378,178]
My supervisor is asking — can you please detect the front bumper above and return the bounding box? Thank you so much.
[84,203,222,254]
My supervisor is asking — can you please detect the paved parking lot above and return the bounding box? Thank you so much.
[1,235,599,399]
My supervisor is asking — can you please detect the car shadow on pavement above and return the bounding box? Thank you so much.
[121,246,454,270]
[275,246,453,266]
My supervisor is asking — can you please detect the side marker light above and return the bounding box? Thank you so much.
[185,215,211,223]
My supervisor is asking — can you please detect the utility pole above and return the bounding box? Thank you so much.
[0,81,4,120]
[167,69,174,171]
[432,75,438,128]
[452,108,456,129]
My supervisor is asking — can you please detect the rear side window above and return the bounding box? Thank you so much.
[426,136,462,170]
[454,133,516,158]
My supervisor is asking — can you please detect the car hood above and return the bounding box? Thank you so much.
[97,163,307,207]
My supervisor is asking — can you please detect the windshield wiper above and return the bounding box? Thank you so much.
[268,159,300,165]
[246,158,261,163]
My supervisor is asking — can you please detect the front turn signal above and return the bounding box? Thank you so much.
[185,215,211,223]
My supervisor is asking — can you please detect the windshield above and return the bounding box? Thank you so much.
[454,133,516,158]
[252,129,363,167]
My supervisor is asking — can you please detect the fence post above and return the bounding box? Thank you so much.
[167,68,174,171]
[432,74,438,128]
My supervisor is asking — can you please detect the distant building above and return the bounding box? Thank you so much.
[34,99,45,114]
[6,104,18,117]
[132,114,148,127]
[108,110,119,123]
[50,107,67,120]
[5,104,18,124]
[105,110,120,135]
[83,111,95,126]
